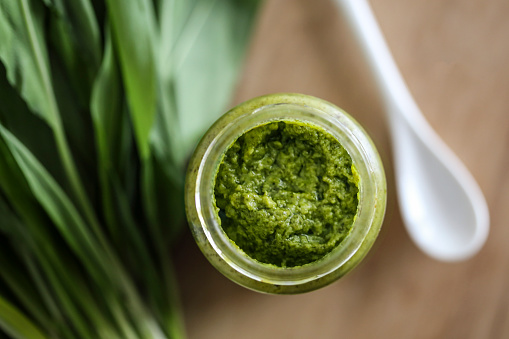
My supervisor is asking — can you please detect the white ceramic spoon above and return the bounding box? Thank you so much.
[334,0,489,261]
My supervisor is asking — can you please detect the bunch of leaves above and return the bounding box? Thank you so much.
[0,0,260,338]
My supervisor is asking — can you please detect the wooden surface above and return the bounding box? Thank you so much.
[174,0,509,338]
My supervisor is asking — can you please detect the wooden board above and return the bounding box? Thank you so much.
[174,0,509,337]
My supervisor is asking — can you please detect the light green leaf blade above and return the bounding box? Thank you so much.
[156,0,213,170]
[90,26,124,236]
[91,28,122,174]
[0,0,59,129]
[0,295,48,339]
[153,0,197,169]
[105,0,158,159]
[91,26,168,309]
[169,0,259,163]
[148,0,261,247]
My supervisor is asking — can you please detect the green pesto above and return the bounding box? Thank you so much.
[213,121,359,267]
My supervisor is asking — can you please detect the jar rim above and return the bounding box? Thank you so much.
[186,93,386,292]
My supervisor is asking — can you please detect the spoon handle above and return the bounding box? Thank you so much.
[333,0,424,127]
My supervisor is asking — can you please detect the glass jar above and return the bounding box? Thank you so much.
[185,93,386,294]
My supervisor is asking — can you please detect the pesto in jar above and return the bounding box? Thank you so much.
[214,121,359,267]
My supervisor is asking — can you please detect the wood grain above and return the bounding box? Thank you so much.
[173,0,509,338]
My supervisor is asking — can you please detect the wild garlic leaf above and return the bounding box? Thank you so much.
[0,64,67,189]
[159,0,261,167]
[105,0,158,160]
[90,29,162,292]
[0,125,108,284]
[0,243,56,336]
[90,28,123,235]
[0,202,128,339]
[143,0,262,250]
[91,29,122,176]
[0,132,97,337]
[0,122,170,339]
[155,0,215,172]
[0,125,48,233]
[158,0,194,69]
[42,0,103,190]
[109,176,161,285]
[45,0,101,104]
[0,199,56,333]
[0,0,60,129]
[23,248,98,338]
[0,296,48,339]
[0,0,262,337]
[0,0,96,227]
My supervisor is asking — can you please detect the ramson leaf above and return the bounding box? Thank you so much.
[0,0,59,129]
[0,0,262,337]
[0,128,99,338]
[43,0,103,180]
[90,32,166,315]
[147,0,261,243]
[0,124,154,338]
[0,63,67,190]
[0,295,48,339]
[177,0,259,157]
[0,125,108,284]
[91,27,124,236]
[0,199,57,335]
[46,0,101,104]
[105,0,158,160]
[157,0,261,168]
[0,0,100,231]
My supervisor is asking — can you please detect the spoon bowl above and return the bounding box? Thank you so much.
[335,0,489,261]
[391,106,489,261]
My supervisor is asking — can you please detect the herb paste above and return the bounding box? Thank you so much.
[214,121,359,267]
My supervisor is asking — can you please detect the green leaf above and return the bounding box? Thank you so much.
[153,0,197,169]
[0,0,100,232]
[46,0,102,104]
[21,247,95,338]
[109,175,179,337]
[0,127,96,338]
[0,0,262,338]
[90,27,166,300]
[0,63,67,190]
[48,48,99,195]
[90,27,124,235]
[0,0,58,127]
[105,0,158,160]
[90,31,158,303]
[0,124,108,285]
[159,0,261,166]
[44,0,103,182]
[0,124,146,339]
[91,28,123,174]
[0,202,60,336]
[0,295,48,339]
[143,0,261,251]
